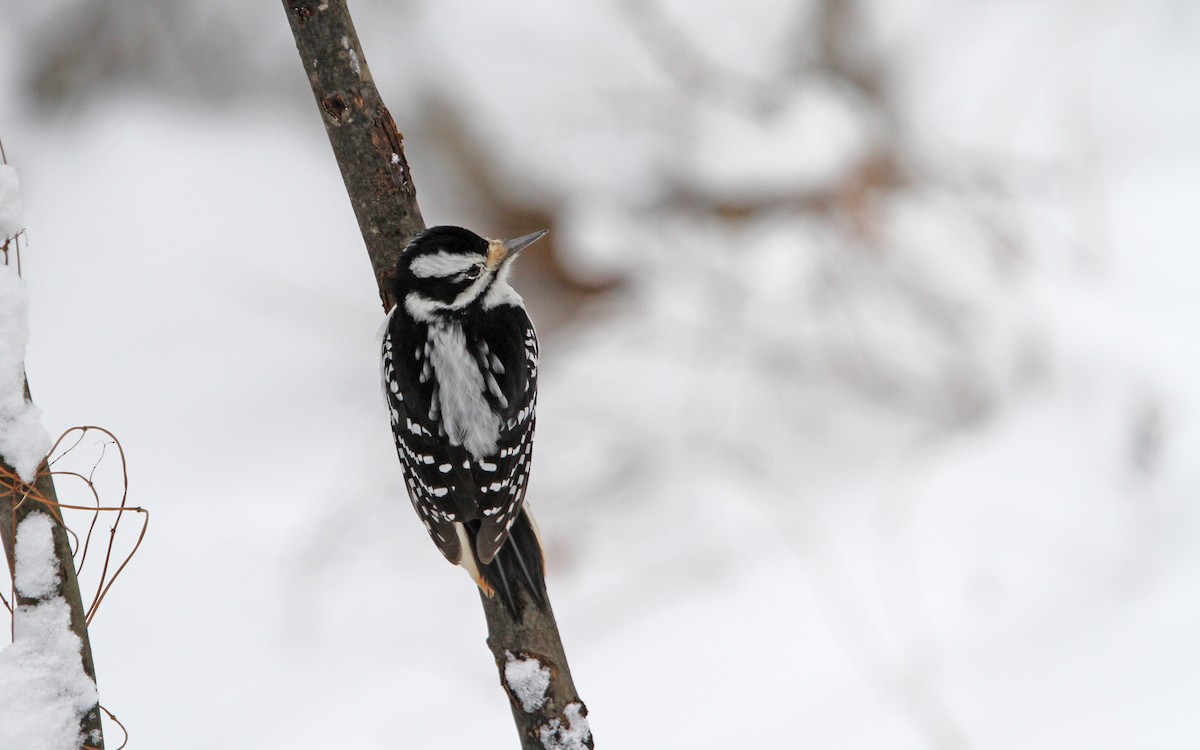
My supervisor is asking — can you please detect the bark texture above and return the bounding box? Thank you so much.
[281,3,590,747]
[281,0,424,310]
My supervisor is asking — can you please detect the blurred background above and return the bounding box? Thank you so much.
[2,0,1198,747]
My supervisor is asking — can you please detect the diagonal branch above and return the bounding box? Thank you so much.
[280,0,424,311]
[280,3,590,747]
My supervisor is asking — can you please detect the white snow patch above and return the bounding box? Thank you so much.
[539,702,591,750]
[14,512,60,599]
[504,651,550,713]
[0,513,99,750]
[0,266,51,482]
[0,164,22,240]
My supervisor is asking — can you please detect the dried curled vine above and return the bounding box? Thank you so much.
[2,426,149,624]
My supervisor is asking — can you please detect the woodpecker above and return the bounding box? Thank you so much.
[382,225,548,614]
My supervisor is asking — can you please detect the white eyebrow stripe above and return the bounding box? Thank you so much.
[410,251,481,278]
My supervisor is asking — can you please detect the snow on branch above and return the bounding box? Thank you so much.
[0,512,100,750]
[505,651,552,713]
[538,703,591,750]
[1,154,144,749]
[0,263,51,483]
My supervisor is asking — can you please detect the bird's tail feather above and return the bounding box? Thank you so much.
[466,508,546,617]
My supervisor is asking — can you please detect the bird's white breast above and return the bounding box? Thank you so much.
[426,321,500,458]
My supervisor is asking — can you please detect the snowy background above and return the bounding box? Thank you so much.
[2,0,1199,747]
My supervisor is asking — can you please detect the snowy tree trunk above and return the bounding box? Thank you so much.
[281,3,591,748]
[1,426,105,749]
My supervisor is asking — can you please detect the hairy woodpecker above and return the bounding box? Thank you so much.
[382,225,548,614]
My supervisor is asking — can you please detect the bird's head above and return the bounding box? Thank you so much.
[392,225,546,321]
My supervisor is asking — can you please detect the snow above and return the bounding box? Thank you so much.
[504,651,551,713]
[0,164,22,239]
[14,511,60,599]
[0,265,52,483]
[0,513,99,750]
[538,703,590,750]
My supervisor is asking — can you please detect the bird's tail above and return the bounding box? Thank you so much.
[464,506,547,617]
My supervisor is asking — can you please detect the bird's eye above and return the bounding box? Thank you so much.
[464,266,483,280]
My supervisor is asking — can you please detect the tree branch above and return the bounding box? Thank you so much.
[280,3,590,747]
[280,0,424,310]
[2,402,105,749]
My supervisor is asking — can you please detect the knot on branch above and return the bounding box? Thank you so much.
[321,94,349,122]
[289,1,316,21]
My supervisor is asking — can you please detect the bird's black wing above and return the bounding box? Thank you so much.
[466,304,539,564]
[383,310,475,565]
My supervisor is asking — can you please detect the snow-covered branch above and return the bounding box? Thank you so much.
[1,199,105,748]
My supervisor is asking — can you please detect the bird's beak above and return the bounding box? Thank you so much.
[503,229,548,259]
[487,230,547,269]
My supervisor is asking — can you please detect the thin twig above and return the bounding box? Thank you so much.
[98,705,129,750]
